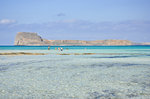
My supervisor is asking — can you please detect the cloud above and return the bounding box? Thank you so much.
[0,19,16,24]
[43,20,150,33]
[0,20,150,45]
[57,13,66,17]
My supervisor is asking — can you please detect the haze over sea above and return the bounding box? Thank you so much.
[0,45,150,98]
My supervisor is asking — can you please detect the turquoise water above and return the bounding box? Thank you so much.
[0,45,150,50]
[0,46,150,98]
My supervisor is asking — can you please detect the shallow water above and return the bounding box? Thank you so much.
[0,46,150,99]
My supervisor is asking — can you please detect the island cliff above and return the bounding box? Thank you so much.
[14,32,133,46]
[14,32,44,45]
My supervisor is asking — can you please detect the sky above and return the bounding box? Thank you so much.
[0,0,150,45]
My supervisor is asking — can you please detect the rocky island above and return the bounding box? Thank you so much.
[15,32,134,46]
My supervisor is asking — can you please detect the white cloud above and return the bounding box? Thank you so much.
[0,19,16,24]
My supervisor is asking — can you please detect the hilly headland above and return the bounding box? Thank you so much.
[14,32,149,46]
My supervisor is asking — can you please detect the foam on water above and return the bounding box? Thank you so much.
[0,46,150,99]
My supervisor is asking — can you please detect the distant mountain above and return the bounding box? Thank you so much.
[141,42,150,45]
[14,32,143,46]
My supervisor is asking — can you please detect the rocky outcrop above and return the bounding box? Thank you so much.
[141,42,150,45]
[14,32,44,45]
[101,40,132,45]
[14,32,133,45]
[42,40,132,46]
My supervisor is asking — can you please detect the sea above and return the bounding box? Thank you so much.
[0,45,150,99]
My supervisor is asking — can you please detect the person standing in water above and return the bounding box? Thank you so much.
[48,46,50,50]
[60,47,63,51]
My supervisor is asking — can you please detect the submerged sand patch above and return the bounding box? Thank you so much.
[57,53,150,56]
[56,53,117,55]
[0,52,47,55]
[57,53,97,55]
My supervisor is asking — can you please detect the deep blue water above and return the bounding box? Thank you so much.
[0,45,150,50]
